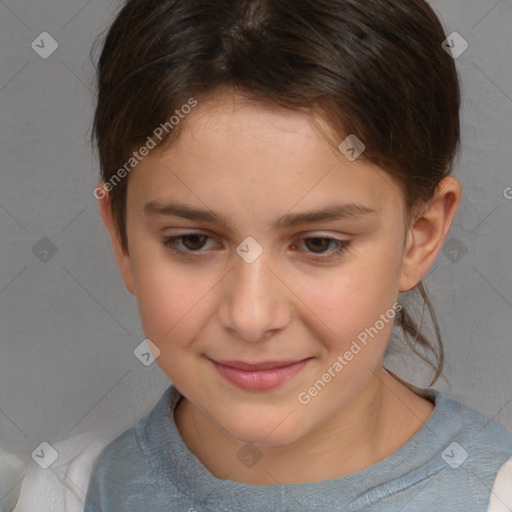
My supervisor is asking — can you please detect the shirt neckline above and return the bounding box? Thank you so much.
[140,381,461,509]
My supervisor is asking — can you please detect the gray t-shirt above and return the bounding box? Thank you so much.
[84,384,512,511]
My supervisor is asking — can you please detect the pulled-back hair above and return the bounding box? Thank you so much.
[91,0,461,385]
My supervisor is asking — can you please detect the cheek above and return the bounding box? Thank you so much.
[130,249,218,348]
[291,243,402,349]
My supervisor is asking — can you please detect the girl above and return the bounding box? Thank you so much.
[83,0,512,510]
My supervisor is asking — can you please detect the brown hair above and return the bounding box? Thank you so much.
[91,0,461,385]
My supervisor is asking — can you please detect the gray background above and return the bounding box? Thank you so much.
[0,0,511,502]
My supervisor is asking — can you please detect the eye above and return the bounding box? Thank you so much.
[296,235,351,260]
[161,232,351,261]
[162,233,216,254]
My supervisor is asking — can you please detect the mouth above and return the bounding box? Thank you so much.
[209,357,312,391]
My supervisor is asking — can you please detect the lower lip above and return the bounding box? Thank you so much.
[211,359,311,391]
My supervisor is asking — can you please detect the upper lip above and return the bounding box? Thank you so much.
[211,358,309,371]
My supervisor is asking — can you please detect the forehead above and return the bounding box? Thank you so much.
[127,90,405,226]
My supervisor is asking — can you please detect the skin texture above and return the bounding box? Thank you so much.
[98,88,461,485]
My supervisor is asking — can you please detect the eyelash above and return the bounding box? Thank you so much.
[161,233,351,261]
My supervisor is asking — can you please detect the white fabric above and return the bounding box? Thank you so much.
[486,456,512,512]
[12,434,107,512]
[0,451,26,512]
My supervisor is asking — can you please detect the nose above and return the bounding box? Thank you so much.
[218,249,292,343]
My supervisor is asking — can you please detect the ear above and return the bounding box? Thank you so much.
[399,176,462,292]
[97,183,136,295]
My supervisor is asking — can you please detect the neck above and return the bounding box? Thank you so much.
[174,366,434,485]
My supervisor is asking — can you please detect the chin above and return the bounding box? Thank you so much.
[217,411,307,448]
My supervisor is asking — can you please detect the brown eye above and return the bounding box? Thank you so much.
[296,236,351,261]
[304,237,332,253]
[162,233,215,255]
[180,234,208,251]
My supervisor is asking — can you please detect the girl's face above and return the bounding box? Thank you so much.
[114,90,417,446]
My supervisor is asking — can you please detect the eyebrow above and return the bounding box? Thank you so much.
[144,201,377,231]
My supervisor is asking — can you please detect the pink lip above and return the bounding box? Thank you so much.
[210,358,311,391]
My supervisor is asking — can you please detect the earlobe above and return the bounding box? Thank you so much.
[399,177,462,292]
[97,184,136,296]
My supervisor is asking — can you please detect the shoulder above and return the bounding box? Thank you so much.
[426,391,512,510]
[85,423,155,507]
[383,386,512,511]
[450,394,512,463]
[84,427,156,511]
[85,387,178,510]
[87,424,149,487]
[417,388,512,457]
[87,387,177,490]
